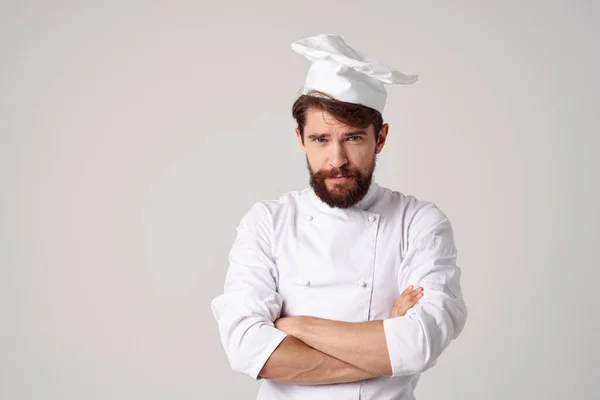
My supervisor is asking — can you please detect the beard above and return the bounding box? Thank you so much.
[307,154,377,209]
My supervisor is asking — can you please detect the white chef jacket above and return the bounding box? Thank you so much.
[211,182,468,400]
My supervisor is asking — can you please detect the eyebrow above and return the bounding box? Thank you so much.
[306,130,369,140]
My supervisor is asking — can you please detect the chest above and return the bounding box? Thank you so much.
[273,209,406,321]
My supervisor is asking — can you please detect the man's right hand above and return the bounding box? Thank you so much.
[391,285,424,317]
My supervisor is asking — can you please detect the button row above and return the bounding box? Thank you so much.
[304,215,378,222]
[295,280,369,288]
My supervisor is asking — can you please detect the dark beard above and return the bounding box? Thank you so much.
[307,154,376,209]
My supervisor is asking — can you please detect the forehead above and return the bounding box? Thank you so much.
[304,108,372,134]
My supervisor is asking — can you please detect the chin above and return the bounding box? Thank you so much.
[327,181,354,191]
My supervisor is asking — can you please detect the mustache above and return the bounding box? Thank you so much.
[315,167,359,179]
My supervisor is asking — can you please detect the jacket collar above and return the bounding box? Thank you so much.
[354,181,380,210]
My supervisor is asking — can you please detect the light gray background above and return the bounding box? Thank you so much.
[1,1,598,399]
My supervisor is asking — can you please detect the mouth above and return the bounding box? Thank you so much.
[327,175,351,181]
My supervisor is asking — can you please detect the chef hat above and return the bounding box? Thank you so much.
[291,33,418,113]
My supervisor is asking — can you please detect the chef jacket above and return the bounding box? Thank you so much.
[211,182,468,400]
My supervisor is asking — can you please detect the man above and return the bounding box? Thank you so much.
[211,33,468,399]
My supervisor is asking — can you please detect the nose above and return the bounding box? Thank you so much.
[328,143,348,168]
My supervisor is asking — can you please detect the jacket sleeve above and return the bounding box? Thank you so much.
[383,203,468,377]
[210,202,287,379]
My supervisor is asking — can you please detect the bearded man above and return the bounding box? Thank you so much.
[211,33,468,400]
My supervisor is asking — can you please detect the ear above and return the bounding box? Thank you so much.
[296,128,306,150]
[375,123,389,154]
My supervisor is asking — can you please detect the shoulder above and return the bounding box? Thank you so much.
[378,185,448,220]
[377,185,453,241]
[239,188,311,228]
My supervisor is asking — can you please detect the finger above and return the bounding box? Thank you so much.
[408,294,418,302]
[412,292,424,302]
[402,285,414,295]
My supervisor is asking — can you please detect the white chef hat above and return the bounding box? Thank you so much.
[291,33,418,113]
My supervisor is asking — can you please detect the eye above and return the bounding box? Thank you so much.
[347,136,362,141]
[313,137,328,143]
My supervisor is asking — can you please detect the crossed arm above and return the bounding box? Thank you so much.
[257,286,424,384]
[257,334,378,385]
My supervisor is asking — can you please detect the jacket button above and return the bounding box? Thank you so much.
[297,280,311,287]
[357,280,367,288]
[367,216,376,222]
[306,215,313,221]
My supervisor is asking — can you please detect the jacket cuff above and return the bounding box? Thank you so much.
[248,326,288,380]
[383,316,425,377]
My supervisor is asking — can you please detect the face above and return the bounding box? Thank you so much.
[296,108,389,208]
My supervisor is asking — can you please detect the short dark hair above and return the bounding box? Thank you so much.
[292,90,383,142]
